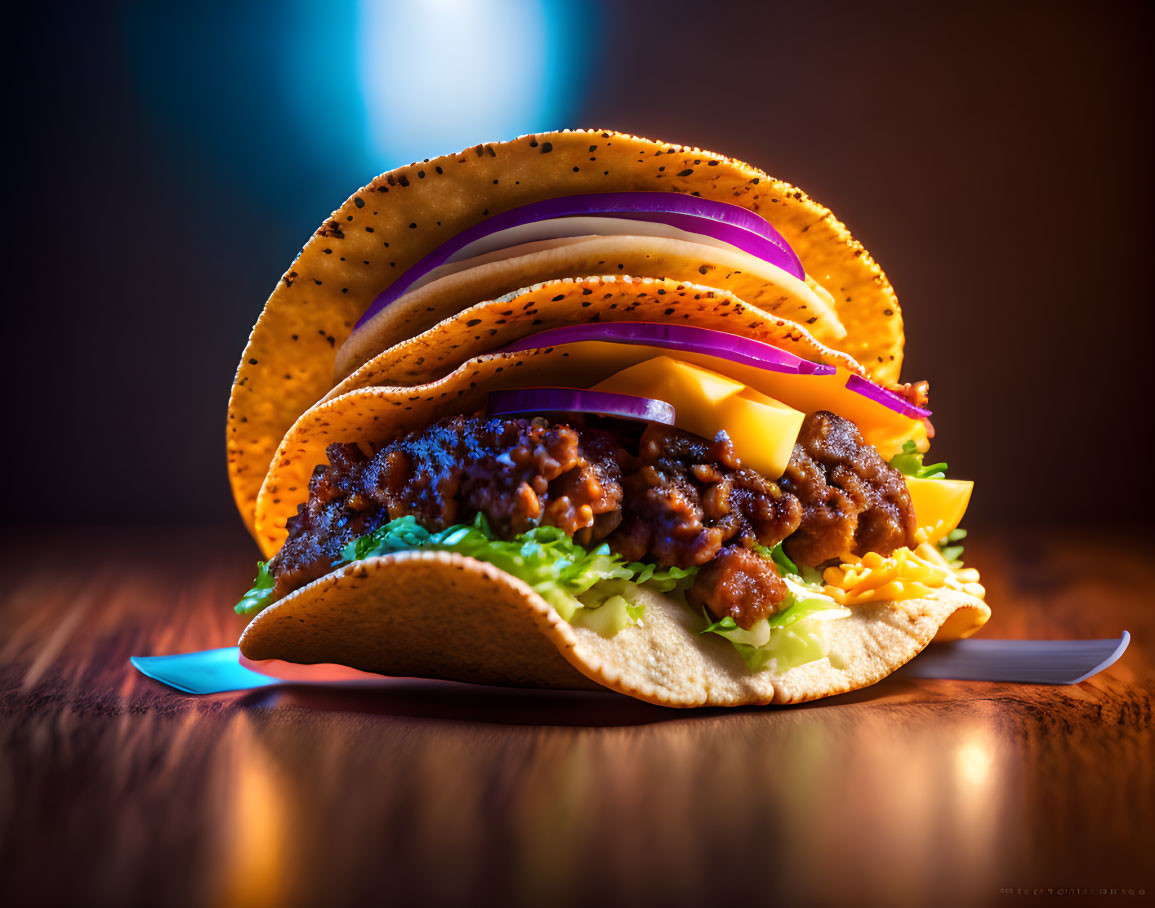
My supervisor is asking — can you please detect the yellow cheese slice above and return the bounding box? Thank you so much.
[505,339,923,458]
[905,477,973,544]
[593,357,804,478]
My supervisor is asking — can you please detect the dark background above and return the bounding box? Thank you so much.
[6,1,1153,537]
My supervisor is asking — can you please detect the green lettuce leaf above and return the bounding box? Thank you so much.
[698,590,849,672]
[748,540,798,577]
[731,617,836,673]
[889,439,948,480]
[339,513,442,562]
[570,586,641,637]
[234,561,276,616]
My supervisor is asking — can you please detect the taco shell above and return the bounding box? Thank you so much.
[332,234,847,382]
[324,274,867,401]
[238,549,990,707]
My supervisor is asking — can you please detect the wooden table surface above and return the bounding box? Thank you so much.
[1,527,1151,908]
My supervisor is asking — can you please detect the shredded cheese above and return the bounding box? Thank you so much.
[822,543,985,606]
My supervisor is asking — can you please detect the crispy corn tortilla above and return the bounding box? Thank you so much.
[323,275,867,401]
[228,129,904,542]
[238,550,990,707]
[332,234,847,382]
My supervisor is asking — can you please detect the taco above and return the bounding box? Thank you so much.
[228,131,988,706]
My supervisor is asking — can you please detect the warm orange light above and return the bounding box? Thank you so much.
[214,715,294,908]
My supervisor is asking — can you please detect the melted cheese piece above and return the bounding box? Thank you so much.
[530,339,923,459]
[822,543,985,606]
[593,356,804,478]
[905,477,973,545]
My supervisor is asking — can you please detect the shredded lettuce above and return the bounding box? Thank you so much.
[236,513,696,632]
[570,582,648,636]
[699,594,850,672]
[889,439,948,480]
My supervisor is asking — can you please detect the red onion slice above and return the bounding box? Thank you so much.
[497,322,931,420]
[498,322,835,376]
[488,387,676,425]
[352,192,804,331]
[845,374,932,419]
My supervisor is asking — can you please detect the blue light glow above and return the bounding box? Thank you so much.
[357,0,576,168]
[122,0,590,225]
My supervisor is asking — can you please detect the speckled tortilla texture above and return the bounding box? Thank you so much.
[238,551,990,707]
[228,129,904,542]
[324,275,866,401]
[333,236,847,381]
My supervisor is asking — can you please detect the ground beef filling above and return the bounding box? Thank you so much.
[779,411,918,567]
[269,411,916,630]
[614,425,803,568]
[270,417,625,600]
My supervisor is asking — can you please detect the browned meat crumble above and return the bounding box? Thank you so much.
[268,411,916,630]
[779,411,918,567]
[612,424,803,568]
[686,545,789,629]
